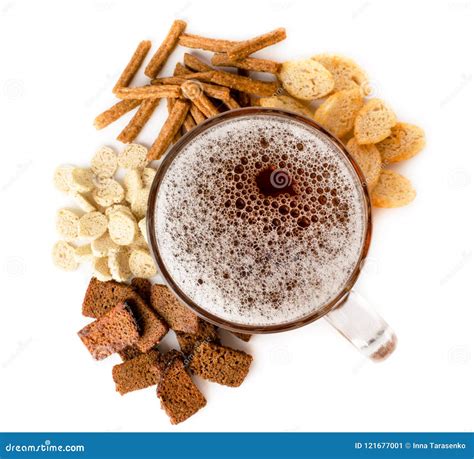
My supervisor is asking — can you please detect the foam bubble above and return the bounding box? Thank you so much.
[154,115,366,327]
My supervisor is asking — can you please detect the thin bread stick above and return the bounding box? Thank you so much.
[113,40,152,93]
[223,96,241,110]
[190,104,206,124]
[178,33,239,53]
[115,85,181,100]
[237,68,251,107]
[152,77,230,100]
[174,62,193,76]
[211,53,281,74]
[183,53,213,72]
[183,70,279,96]
[147,100,190,161]
[189,92,220,118]
[183,114,197,132]
[94,99,141,130]
[144,20,187,78]
[117,98,160,143]
[226,28,286,61]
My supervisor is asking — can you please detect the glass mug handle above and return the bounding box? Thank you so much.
[325,290,397,361]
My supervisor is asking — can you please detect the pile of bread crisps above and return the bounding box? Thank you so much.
[53,20,425,275]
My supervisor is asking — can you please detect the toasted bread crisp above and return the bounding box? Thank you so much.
[74,244,93,263]
[312,54,369,93]
[92,256,113,281]
[124,170,143,204]
[56,208,80,241]
[78,211,108,239]
[53,165,74,193]
[131,188,149,219]
[92,178,125,207]
[118,144,149,170]
[258,95,313,118]
[108,251,132,282]
[376,122,426,163]
[371,169,416,208]
[70,191,96,212]
[108,210,137,246]
[129,248,157,278]
[141,167,156,188]
[70,168,95,193]
[91,146,118,178]
[91,232,120,257]
[354,98,397,145]
[314,89,364,138]
[346,138,382,191]
[52,241,78,271]
[278,59,334,100]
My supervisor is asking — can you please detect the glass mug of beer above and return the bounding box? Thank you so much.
[147,108,397,361]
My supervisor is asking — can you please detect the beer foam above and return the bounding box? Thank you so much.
[154,114,366,327]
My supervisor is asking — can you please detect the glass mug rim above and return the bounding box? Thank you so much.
[146,107,372,334]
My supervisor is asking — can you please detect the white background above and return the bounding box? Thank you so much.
[0,0,473,432]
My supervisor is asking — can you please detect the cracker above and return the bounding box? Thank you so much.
[78,211,108,239]
[138,218,147,240]
[227,27,286,61]
[376,122,426,163]
[371,169,416,208]
[178,33,238,52]
[129,248,157,278]
[118,143,149,170]
[354,98,397,145]
[144,20,187,79]
[115,85,182,100]
[131,187,149,219]
[346,138,382,191]
[108,250,132,282]
[70,168,95,193]
[91,146,118,178]
[92,178,125,207]
[91,231,121,257]
[314,88,364,138]
[117,99,160,144]
[70,191,97,212]
[94,99,141,130]
[211,53,281,74]
[53,165,74,193]
[52,241,78,271]
[74,244,93,263]
[108,210,137,246]
[92,256,113,281]
[147,100,190,161]
[141,167,156,188]
[56,208,80,241]
[312,54,369,94]
[278,59,334,100]
[113,40,152,93]
[259,95,313,118]
[124,169,143,204]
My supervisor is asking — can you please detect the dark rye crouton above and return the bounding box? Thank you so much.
[78,302,139,360]
[118,345,143,362]
[189,341,252,387]
[112,349,165,395]
[131,278,152,304]
[176,319,220,356]
[150,284,199,333]
[231,332,252,342]
[82,278,169,353]
[157,352,206,424]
